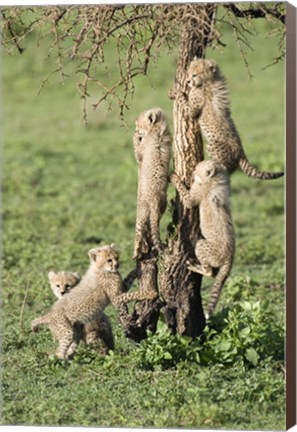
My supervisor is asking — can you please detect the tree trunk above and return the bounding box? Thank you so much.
[160,5,217,337]
[119,4,217,341]
[118,257,163,342]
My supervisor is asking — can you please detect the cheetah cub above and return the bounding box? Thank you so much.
[169,58,284,180]
[48,271,81,298]
[47,270,114,353]
[133,108,171,259]
[171,160,235,318]
[31,244,156,360]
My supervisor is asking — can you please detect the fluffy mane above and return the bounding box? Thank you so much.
[209,171,231,209]
[208,73,230,118]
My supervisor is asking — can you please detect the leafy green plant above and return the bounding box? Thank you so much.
[133,301,284,370]
[222,275,259,303]
[202,301,284,366]
[133,323,197,370]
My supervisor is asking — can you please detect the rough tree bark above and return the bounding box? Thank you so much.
[117,159,163,341]
[159,6,217,337]
[118,257,163,342]
[118,5,217,340]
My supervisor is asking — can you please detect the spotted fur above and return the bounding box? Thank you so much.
[171,160,235,317]
[170,58,284,180]
[47,270,114,354]
[133,108,171,259]
[31,245,156,360]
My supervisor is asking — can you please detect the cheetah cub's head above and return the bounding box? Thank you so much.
[88,244,120,273]
[48,271,81,298]
[193,160,224,184]
[133,108,168,145]
[187,58,220,89]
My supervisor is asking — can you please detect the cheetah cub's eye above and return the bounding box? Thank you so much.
[107,259,113,264]
[56,284,60,288]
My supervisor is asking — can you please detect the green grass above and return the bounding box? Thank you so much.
[2,13,285,430]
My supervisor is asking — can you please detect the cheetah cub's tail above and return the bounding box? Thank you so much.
[31,315,48,332]
[206,261,232,318]
[239,158,284,180]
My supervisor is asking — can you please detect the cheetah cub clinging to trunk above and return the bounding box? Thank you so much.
[169,58,284,180]
[171,160,235,318]
[133,108,171,259]
[47,270,115,354]
[31,244,156,360]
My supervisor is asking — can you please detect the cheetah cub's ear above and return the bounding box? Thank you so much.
[88,248,98,262]
[110,243,119,255]
[147,108,162,125]
[48,271,56,281]
[73,272,81,281]
[206,59,217,74]
[205,163,216,178]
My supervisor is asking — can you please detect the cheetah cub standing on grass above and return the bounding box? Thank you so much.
[133,108,171,259]
[47,270,115,353]
[169,58,284,180]
[31,244,156,360]
[171,160,235,318]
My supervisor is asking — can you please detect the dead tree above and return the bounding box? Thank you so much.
[1,3,286,340]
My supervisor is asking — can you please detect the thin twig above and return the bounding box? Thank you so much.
[19,281,30,338]
[1,4,285,120]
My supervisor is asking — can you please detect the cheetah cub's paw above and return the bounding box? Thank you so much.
[147,290,158,301]
[186,260,213,277]
[168,88,178,100]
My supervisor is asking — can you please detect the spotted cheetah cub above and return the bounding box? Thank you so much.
[48,271,81,298]
[133,108,171,259]
[47,270,114,354]
[169,58,284,180]
[31,244,156,360]
[171,160,235,317]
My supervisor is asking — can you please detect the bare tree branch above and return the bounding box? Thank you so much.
[224,3,285,24]
[1,4,285,120]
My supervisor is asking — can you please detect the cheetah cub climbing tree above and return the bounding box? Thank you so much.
[171,160,235,318]
[128,56,283,338]
[169,58,284,179]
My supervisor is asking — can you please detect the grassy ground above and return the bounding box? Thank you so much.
[2,13,285,430]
